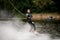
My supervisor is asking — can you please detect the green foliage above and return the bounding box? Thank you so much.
[0,0,60,13]
[32,0,56,12]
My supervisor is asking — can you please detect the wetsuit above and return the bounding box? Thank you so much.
[26,13,36,31]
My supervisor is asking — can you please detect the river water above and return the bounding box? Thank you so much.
[0,10,60,40]
[0,18,60,40]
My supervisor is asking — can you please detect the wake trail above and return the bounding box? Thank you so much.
[0,19,51,40]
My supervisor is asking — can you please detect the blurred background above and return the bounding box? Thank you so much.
[0,0,60,20]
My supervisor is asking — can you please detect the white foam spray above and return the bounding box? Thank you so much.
[0,18,52,40]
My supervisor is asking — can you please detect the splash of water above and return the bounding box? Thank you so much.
[0,18,51,40]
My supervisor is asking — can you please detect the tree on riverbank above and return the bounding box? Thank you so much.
[0,0,60,13]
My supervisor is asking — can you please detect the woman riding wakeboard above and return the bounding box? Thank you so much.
[26,9,37,32]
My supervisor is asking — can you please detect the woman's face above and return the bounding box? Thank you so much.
[27,9,30,13]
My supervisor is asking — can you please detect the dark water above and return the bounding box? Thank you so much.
[35,21,60,39]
